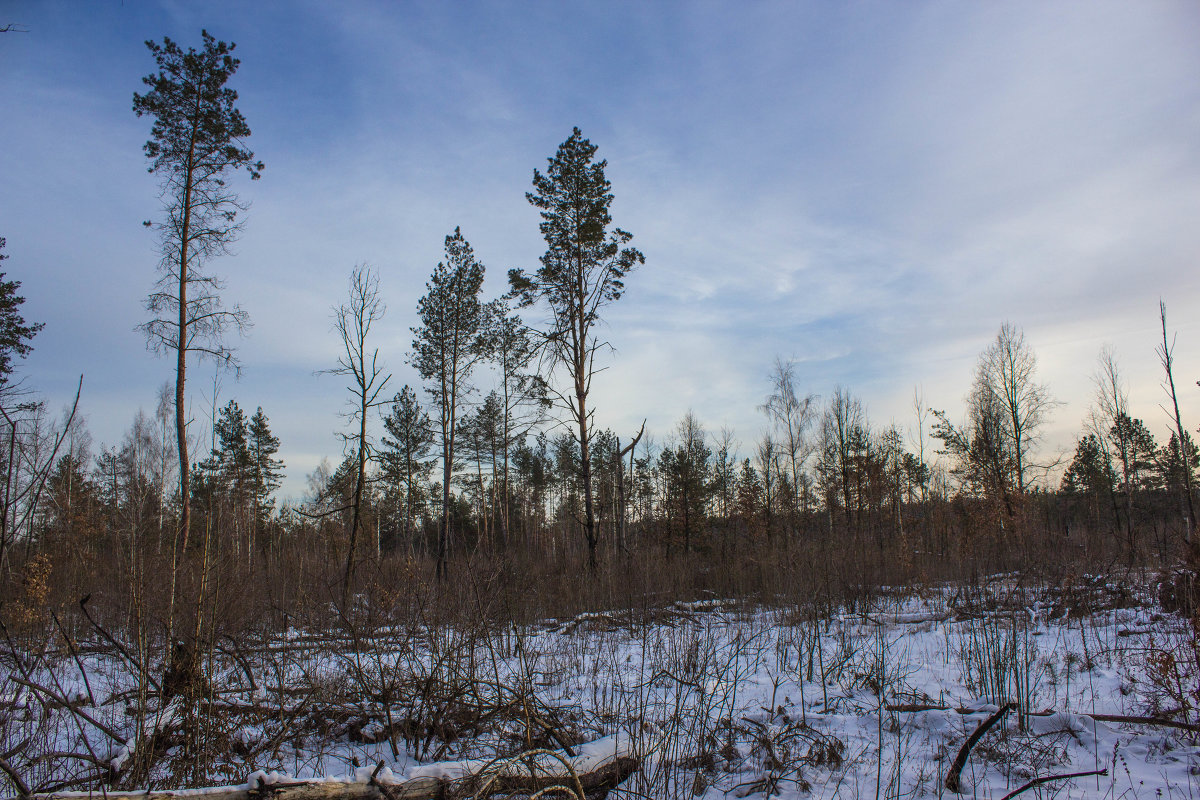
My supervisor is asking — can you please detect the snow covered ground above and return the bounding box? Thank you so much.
[2,578,1198,798]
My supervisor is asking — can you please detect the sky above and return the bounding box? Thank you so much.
[2,1,1199,500]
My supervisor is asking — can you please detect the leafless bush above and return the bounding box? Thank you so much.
[1127,621,1200,730]
[731,710,845,797]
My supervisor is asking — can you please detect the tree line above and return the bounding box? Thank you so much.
[10,310,1199,606]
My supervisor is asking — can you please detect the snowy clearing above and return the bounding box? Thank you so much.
[2,579,1198,799]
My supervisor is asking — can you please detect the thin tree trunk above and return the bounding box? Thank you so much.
[473,446,486,551]
[578,392,596,569]
[344,401,367,605]
[501,377,511,551]
[437,424,452,581]
[1159,301,1196,548]
[169,160,194,649]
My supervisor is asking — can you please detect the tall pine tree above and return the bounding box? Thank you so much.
[412,229,489,579]
[247,406,283,557]
[508,128,644,568]
[133,31,262,584]
[0,237,44,392]
[213,400,250,491]
[379,386,434,555]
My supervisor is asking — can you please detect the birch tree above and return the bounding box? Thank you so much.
[976,323,1055,496]
[761,356,815,538]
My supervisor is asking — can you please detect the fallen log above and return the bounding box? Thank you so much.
[454,752,638,800]
[5,737,639,800]
[886,703,956,713]
[7,779,445,800]
[885,704,1200,733]
[945,702,1015,794]
[1087,713,1200,733]
[863,611,952,626]
[999,768,1108,800]
[886,704,1010,714]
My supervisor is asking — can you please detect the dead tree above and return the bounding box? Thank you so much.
[324,267,390,605]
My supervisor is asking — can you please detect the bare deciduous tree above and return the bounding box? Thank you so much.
[325,266,390,603]
[1092,346,1136,555]
[911,387,931,504]
[976,322,1056,496]
[817,386,867,530]
[755,434,779,542]
[761,356,816,539]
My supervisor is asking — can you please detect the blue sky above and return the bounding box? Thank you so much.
[3,1,1200,499]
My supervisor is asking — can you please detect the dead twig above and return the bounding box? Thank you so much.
[8,677,124,744]
[50,610,95,708]
[0,756,30,799]
[77,595,160,694]
[999,768,1108,800]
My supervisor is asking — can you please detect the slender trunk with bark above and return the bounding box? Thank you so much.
[176,190,192,563]
[343,401,367,606]
[1159,302,1196,549]
[168,157,195,648]
[436,370,455,580]
[570,263,598,568]
[577,372,596,569]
